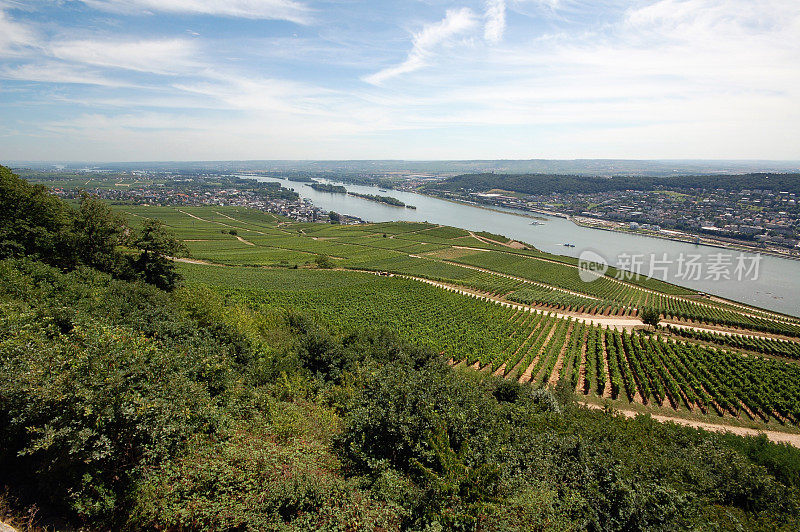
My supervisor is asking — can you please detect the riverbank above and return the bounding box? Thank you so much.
[424,191,800,262]
[407,189,549,221]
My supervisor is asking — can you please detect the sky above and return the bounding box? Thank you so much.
[0,0,799,161]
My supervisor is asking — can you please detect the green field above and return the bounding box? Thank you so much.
[115,205,800,427]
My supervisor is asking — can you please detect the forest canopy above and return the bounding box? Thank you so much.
[426,172,800,195]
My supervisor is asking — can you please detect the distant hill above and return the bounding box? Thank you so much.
[8,159,800,177]
[425,172,800,195]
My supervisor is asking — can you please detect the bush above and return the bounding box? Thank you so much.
[131,432,400,530]
[338,357,502,478]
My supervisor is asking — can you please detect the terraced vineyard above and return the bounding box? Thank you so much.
[438,249,800,335]
[122,204,798,330]
[667,325,800,359]
[181,261,800,425]
[125,205,800,428]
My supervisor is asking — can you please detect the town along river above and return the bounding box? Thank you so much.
[252,176,800,317]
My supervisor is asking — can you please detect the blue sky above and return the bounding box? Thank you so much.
[0,0,798,161]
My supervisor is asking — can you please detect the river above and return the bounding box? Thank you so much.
[252,176,800,317]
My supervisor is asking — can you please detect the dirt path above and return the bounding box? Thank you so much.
[402,274,642,330]
[548,322,574,386]
[172,257,224,266]
[581,402,800,448]
[435,258,604,301]
[468,231,527,250]
[213,210,239,222]
[235,235,255,246]
[665,321,799,342]
[525,323,560,384]
[448,241,799,327]
[600,332,613,399]
[577,330,588,394]
[707,294,799,324]
[178,209,271,236]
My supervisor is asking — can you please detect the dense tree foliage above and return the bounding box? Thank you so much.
[310,182,347,194]
[348,192,406,206]
[0,165,76,268]
[640,307,661,329]
[0,165,184,290]
[129,218,186,290]
[427,172,800,195]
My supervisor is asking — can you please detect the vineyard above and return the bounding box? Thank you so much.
[666,325,800,359]
[123,205,800,428]
[179,259,800,427]
[120,204,800,335]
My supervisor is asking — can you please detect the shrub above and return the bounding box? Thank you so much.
[131,432,400,530]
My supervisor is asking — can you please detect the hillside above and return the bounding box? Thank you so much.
[425,172,800,196]
[118,203,800,424]
[3,164,800,530]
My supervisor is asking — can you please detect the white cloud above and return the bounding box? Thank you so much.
[0,62,130,86]
[364,8,479,85]
[4,0,800,160]
[172,74,326,114]
[484,0,506,43]
[0,9,35,55]
[81,0,311,24]
[49,38,200,75]
[348,0,800,157]
[46,112,209,131]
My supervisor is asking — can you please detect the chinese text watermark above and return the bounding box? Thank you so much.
[579,250,761,283]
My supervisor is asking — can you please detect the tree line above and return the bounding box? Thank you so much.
[427,172,800,195]
[0,165,184,290]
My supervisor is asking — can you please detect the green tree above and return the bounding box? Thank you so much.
[0,165,74,267]
[413,425,501,529]
[74,193,125,273]
[129,219,186,291]
[640,307,661,329]
[314,254,334,269]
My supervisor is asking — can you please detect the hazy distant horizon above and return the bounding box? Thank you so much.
[7,158,800,177]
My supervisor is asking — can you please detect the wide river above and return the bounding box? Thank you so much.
[252,176,800,317]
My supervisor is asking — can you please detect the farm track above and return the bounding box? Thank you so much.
[443,238,799,326]
[434,258,603,301]
[599,331,613,399]
[580,402,800,448]
[576,332,588,394]
[177,209,296,236]
[394,273,642,331]
[548,322,574,386]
